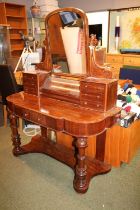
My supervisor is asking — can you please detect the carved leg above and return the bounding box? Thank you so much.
[8,110,24,156]
[73,137,88,193]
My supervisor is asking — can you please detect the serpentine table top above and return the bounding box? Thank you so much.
[7,91,120,193]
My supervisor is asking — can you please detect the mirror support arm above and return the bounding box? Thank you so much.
[89,46,110,70]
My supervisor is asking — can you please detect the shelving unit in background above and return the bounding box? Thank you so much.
[0,2,28,57]
[28,17,46,49]
[106,53,140,79]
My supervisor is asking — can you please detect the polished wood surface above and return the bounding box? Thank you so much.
[105,121,140,166]
[57,120,140,168]
[0,2,28,56]
[7,90,120,193]
[13,51,140,169]
[7,7,120,193]
[23,71,118,113]
[8,92,119,136]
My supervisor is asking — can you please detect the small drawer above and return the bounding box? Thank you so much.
[24,87,38,95]
[23,79,37,85]
[23,78,37,86]
[124,56,140,66]
[81,100,104,111]
[111,64,122,70]
[30,111,46,125]
[23,73,37,86]
[80,93,104,102]
[22,110,30,120]
[23,72,38,95]
[23,83,37,90]
[15,106,30,120]
[106,55,123,63]
[23,73,37,80]
[80,82,105,94]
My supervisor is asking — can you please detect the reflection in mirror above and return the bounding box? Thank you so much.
[45,8,90,75]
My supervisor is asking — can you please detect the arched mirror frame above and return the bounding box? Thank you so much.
[41,7,91,76]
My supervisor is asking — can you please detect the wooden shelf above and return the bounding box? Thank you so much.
[0,2,27,56]
[9,27,27,30]
[10,34,22,39]
[11,43,24,51]
[6,15,25,18]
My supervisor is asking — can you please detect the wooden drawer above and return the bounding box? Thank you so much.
[23,82,37,88]
[23,73,37,85]
[80,82,105,94]
[30,111,46,125]
[29,110,63,130]
[106,55,123,64]
[14,106,63,130]
[23,72,37,80]
[24,87,38,95]
[107,53,140,79]
[80,79,117,112]
[123,56,140,66]
[80,93,104,103]
[23,72,38,96]
[14,106,30,120]
[81,100,104,111]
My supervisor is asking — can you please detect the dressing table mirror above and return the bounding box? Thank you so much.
[7,7,121,194]
[41,7,90,75]
[38,7,112,80]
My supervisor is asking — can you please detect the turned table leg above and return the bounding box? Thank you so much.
[73,137,88,193]
[9,111,24,156]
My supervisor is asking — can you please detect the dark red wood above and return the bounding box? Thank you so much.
[95,130,106,161]
[7,7,121,193]
[7,91,120,193]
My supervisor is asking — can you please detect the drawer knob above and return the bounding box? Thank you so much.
[24,113,29,117]
[84,102,87,105]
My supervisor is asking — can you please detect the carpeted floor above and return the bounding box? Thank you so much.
[0,126,140,210]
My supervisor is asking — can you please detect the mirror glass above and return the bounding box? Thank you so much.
[45,8,90,75]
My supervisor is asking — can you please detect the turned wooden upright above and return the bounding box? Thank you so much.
[7,7,120,193]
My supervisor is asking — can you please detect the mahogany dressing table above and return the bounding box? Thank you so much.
[7,8,120,193]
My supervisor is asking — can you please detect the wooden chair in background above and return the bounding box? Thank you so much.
[0,64,23,130]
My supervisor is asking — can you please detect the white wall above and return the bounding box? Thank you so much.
[58,0,140,12]
[86,11,109,48]
[0,0,60,17]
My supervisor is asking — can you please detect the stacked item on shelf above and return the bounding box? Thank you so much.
[117,81,140,127]
[38,0,59,17]
[29,0,59,50]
